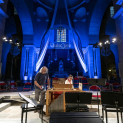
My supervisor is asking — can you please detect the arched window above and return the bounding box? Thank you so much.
[110,6,114,18]
[56,27,67,42]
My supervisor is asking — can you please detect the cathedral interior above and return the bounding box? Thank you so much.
[1,0,122,83]
[1,1,123,123]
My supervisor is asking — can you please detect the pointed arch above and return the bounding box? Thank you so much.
[10,0,33,35]
[89,0,112,36]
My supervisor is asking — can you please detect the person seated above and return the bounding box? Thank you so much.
[65,75,73,84]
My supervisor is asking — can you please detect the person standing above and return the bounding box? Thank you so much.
[34,66,50,109]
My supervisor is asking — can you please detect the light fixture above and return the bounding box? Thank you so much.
[3,37,7,40]
[16,43,20,46]
[112,38,117,43]
[9,39,12,42]
[98,42,103,47]
[109,69,111,72]
[5,39,8,42]
[104,40,110,45]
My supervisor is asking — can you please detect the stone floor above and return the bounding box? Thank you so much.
[0,91,122,123]
[0,104,122,123]
[0,105,49,123]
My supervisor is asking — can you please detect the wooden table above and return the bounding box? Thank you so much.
[46,89,83,116]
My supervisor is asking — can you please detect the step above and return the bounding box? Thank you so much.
[0,102,11,112]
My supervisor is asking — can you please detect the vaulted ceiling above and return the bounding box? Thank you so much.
[38,0,90,9]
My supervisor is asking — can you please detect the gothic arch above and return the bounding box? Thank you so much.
[10,0,33,36]
[89,0,112,36]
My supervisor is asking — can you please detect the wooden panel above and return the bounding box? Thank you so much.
[53,84,72,90]
[46,89,84,116]
[52,78,66,84]
[49,94,64,113]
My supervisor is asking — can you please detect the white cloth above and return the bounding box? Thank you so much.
[65,79,73,84]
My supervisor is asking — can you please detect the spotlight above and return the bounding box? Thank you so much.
[16,43,20,46]
[9,39,12,42]
[9,40,13,43]
[112,38,117,43]
[5,39,8,42]
[3,37,7,40]
[98,42,103,47]
[109,69,111,72]
[105,40,110,45]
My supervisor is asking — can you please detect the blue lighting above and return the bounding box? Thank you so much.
[1,0,119,82]
[0,8,8,17]
[36,38,49,72]
[73,39,88,73]
[0,0,4,3]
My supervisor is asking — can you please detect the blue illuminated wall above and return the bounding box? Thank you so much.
[20,45,36,81]
[1,0,120,81]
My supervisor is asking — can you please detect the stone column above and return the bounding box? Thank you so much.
[116,16,123,85]
[20,45,36,81]
[113,0,123,87]
[87,45,94,78]
[94,47,102,78]
[0,1,8,79]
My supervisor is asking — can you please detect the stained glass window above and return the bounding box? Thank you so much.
[57,27,66,42]
[110,6,114,18]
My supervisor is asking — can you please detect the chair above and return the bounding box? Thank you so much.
[10,82,17,91]
[19,93,46,123]
[23,82,32,91]
[73,78,79,88]
[81,77,89,90]
[0,81,7,91]
[116,92,123,123]
[101,91,119,123]
[89,85,101,114]
[21,103,44,123]
[112,83,122,92]
[102,82,111,91]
